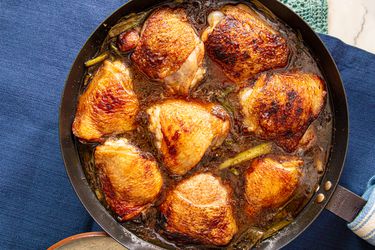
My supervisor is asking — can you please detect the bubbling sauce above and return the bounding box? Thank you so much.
[77,0,333,249]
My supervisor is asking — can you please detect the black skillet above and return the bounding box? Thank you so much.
[59,0,366,249]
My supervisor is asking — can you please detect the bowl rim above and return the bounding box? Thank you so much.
[48,232,108,250]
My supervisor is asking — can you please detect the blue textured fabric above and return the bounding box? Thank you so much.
[348,176,375,246]
[0,1,374,249]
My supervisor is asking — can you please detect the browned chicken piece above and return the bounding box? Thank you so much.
[72,60,139,142]
[202,4,289,85]
[117,28,140,52]
[239,71,326,152]
[147,100,230,175]
[95,138,163,221]
[132,7,205,95]
[245,155,303,220]
[160,173,237,246]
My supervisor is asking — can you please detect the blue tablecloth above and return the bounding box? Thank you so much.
[0,1,374,249]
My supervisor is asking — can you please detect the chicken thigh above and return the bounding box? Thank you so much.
[160,173,237,246]
[202,4,289,85]
[239,71,326,152]
[72,60,139,142]
[95,138,163,221]
[132,7,205,95]
[147,100,230,175]
[245,155,303,220]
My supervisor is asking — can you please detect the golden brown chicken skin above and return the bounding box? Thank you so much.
[202,4,289,85]
[239,71,326,152]
[132,7,205,95]
[95,138,163,221]
[72,60,139,142]
[160,173,237,246]
[245,155,303,221]
[147,99,230,175]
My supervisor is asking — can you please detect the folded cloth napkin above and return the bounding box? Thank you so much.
[0,1,374,250]
[280,0,328,33]
[348,176,375,245]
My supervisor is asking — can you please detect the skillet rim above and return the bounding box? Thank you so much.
[59,0,349,249]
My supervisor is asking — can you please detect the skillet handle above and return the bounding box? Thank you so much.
[325,185,366,222]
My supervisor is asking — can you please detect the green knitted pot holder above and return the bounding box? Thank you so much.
[280,0,328,34]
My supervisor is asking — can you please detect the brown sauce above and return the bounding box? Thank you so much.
[77,0,333,249]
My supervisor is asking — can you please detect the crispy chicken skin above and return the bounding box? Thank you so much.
[239,71,326,152]
[202,4,289,85]
[147,100,230,175]
[132,7,205,94]
[160,173,237,246]
[95,138,163,221]
[245,155,303,220]
[72,60,139,142]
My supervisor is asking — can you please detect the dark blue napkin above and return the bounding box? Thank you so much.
[0,1,374,249]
